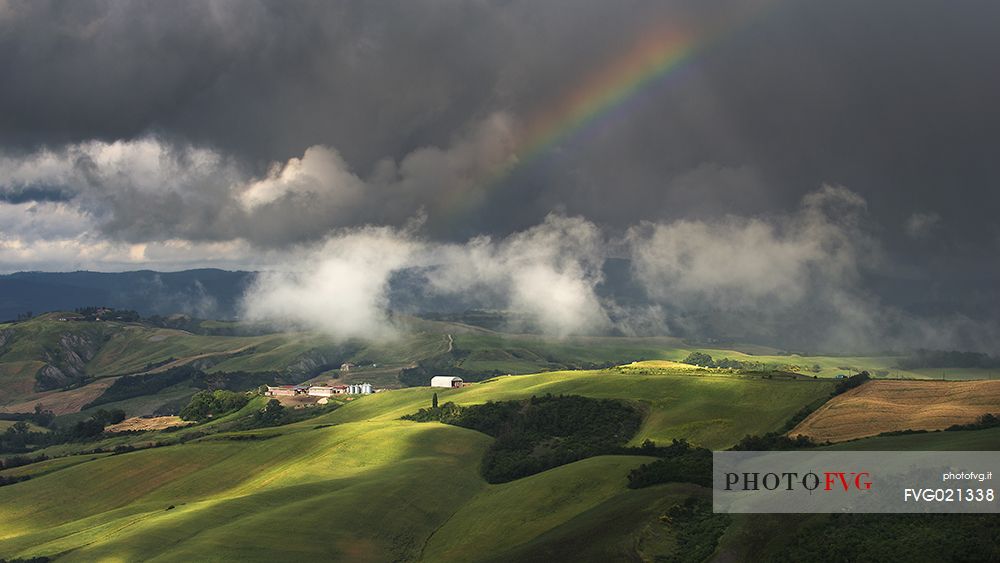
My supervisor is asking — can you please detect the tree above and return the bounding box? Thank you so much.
[33,404,55,427]
[432,392,439,409]
[92,409,126,426]
[683,352,715,367]
[72,417,106,438]
[179,390,249,422]
[253,399,285,426]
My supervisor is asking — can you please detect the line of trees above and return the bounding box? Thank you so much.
[73,307,140,322]
[0,405,56,427]
[1,408,125,454]
[682,352,767,372]
[403,394,643,483]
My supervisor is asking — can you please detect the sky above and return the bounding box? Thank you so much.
[1,0,998,351]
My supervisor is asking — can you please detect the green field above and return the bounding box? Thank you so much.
[0,452,112,479]
[448,333,684,374]
[0,365,828,561]
[0,420,49,433]
[421,458,704,562]
[3,315,998,560]
[822,426,1000,451]
[1,361,998,561]
[0,361,48,404]
[655,347,995,381]
[314,367,835,449]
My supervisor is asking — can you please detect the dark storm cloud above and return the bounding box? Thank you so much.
[0,0,513,168]
[1,0,999,350]
[3,0,998,242]
[0,185,73,204]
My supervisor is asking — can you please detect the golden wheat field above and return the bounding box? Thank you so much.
[789,380,1000,443]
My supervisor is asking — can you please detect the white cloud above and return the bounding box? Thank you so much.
[239,145,365,211]
[239,214,609,340]
[0,114,519,247]
[625,185,885,350]
[240,226,422,340]
[428,214,610,336]
[627,184,870,309]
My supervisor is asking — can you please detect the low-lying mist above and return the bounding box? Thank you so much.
[240,186,1000,355]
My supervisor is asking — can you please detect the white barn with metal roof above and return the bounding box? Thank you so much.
[430,376,463,388]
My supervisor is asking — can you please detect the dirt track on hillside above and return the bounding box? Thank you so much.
[789,380,1000,443]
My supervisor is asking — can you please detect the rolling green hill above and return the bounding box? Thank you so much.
[315,366,835,449]
[0,365,831,561]
[1,363,998,561]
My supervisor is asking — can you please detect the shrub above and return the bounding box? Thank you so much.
[683,352,715,367]
[179,390,250,422]
[251,399,286,427]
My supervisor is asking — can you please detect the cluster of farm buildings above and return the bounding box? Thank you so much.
[264,376,463,402]
[265,383,375,397]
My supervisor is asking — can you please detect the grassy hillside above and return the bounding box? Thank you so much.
[448,333,683,374]
[658,346,995,380]
[86,327,276,376]
[0,423,694,562]
[3,314,995,420]
[822,426,1000,450]
[0,316,447,414]
[314,366,835,449]
[1,362,998,561]
[0,365,827,561]
[0,420,49,433]
[422,455,669,561]
[0,361,47,404]
[0,421,492,562]
[488,483,712,563]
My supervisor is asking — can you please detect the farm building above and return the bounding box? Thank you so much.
[430,376,463,388]
[307,386,337,397]
[265,385,307,397]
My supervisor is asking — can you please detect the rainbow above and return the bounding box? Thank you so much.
[493,29,697,183]
[470,3,778,199]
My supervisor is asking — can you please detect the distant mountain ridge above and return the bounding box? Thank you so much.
[0,269,255,321]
